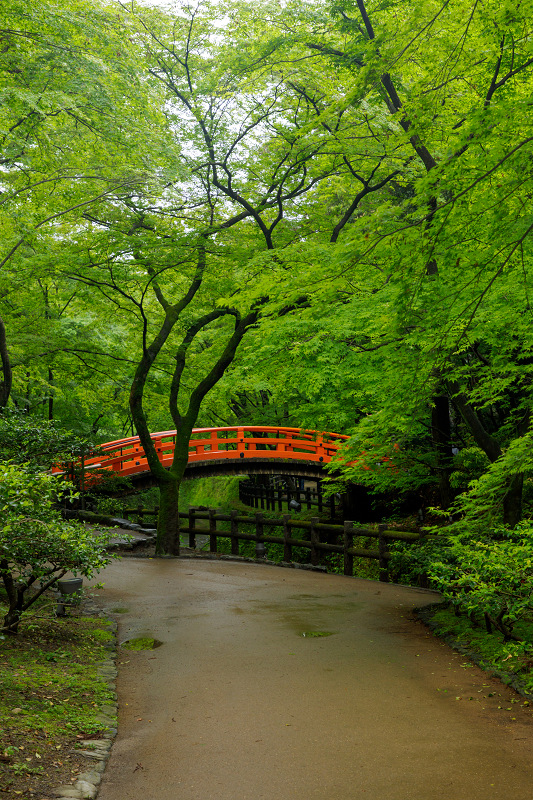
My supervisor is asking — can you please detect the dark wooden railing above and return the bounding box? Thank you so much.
[123,505,423,582]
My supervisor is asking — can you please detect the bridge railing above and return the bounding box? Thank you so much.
[54,426,350,480]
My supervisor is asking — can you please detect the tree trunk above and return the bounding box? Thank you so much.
[431,394,454,509]
[503,473,524,529]
[2,605,22,635]
[1,571,22,634]
[0,314,12,409]
[155,476,181,556]
[48,367,54,420]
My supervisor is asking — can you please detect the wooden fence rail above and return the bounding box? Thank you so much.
[124,505,424,582]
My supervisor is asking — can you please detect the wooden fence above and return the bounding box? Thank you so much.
[124,505,423,582]
[238,480,336,516]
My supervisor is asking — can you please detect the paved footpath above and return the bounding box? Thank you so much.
[89,558,533,800]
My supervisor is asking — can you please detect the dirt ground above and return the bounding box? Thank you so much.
[88,558,533,800]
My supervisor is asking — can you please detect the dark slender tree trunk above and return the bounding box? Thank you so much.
[1,565,22,634]
[0,315,12,409]
[503,473,524,529]
[432,394,453,509]
[48,367,54,420]
[449,382,529,526]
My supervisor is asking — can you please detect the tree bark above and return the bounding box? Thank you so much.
[449,382,529,526]
[431,394,453,509]
[448,382,502,463]
[0,315,12,409]
[503,473,524,529]
[156,475,182,556]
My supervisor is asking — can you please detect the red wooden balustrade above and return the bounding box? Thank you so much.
[52,426,350,479]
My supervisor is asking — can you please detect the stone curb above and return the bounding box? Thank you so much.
[51,603,118,800]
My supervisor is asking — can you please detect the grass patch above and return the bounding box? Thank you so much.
[0,594,116,799]
[422,605,533,695]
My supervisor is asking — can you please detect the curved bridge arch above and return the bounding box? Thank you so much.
[75,426,349,482]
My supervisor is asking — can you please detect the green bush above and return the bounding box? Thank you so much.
[427,522,533,639]
[0,462,114,634]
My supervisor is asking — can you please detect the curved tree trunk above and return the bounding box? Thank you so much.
[156,475,182,556]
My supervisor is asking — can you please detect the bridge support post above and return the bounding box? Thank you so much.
[230,510,239,556]
[343,521,354,576]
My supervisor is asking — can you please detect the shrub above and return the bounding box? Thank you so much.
[0,462,114,634]
[427,522,533,639]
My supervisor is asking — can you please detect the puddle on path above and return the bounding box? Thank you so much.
[120,637,163,651]
[230,593,361,637]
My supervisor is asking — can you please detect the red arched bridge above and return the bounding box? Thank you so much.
[56,426,351,483]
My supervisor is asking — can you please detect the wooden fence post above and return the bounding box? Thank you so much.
[306,488,312,511]
[209,508,217,553]
[277,488,283,512]
[329,494,335,520]
[317,483,323,513]
[283,514,292,562]
[80,448,86,511]
[189,506,196,550]
[343,520,354,576]
[255,512,265,559]
[378,524,389,582]
[230,510,239,556]
[310,517,319,566]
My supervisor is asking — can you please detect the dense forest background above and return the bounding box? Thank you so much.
[1,0,533,548]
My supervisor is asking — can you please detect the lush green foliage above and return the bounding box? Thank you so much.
[1,0,532,559]
[391,520,533,642]
[0,411,98,468]
[0,463,113,633]
[428,523,533,640]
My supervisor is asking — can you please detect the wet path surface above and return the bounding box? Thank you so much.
[90,559,533,800]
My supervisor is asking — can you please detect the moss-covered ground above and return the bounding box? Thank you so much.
[0,593,116,800]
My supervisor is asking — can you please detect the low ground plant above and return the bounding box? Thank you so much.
[0,598,116,800]
[424,606,533,695]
